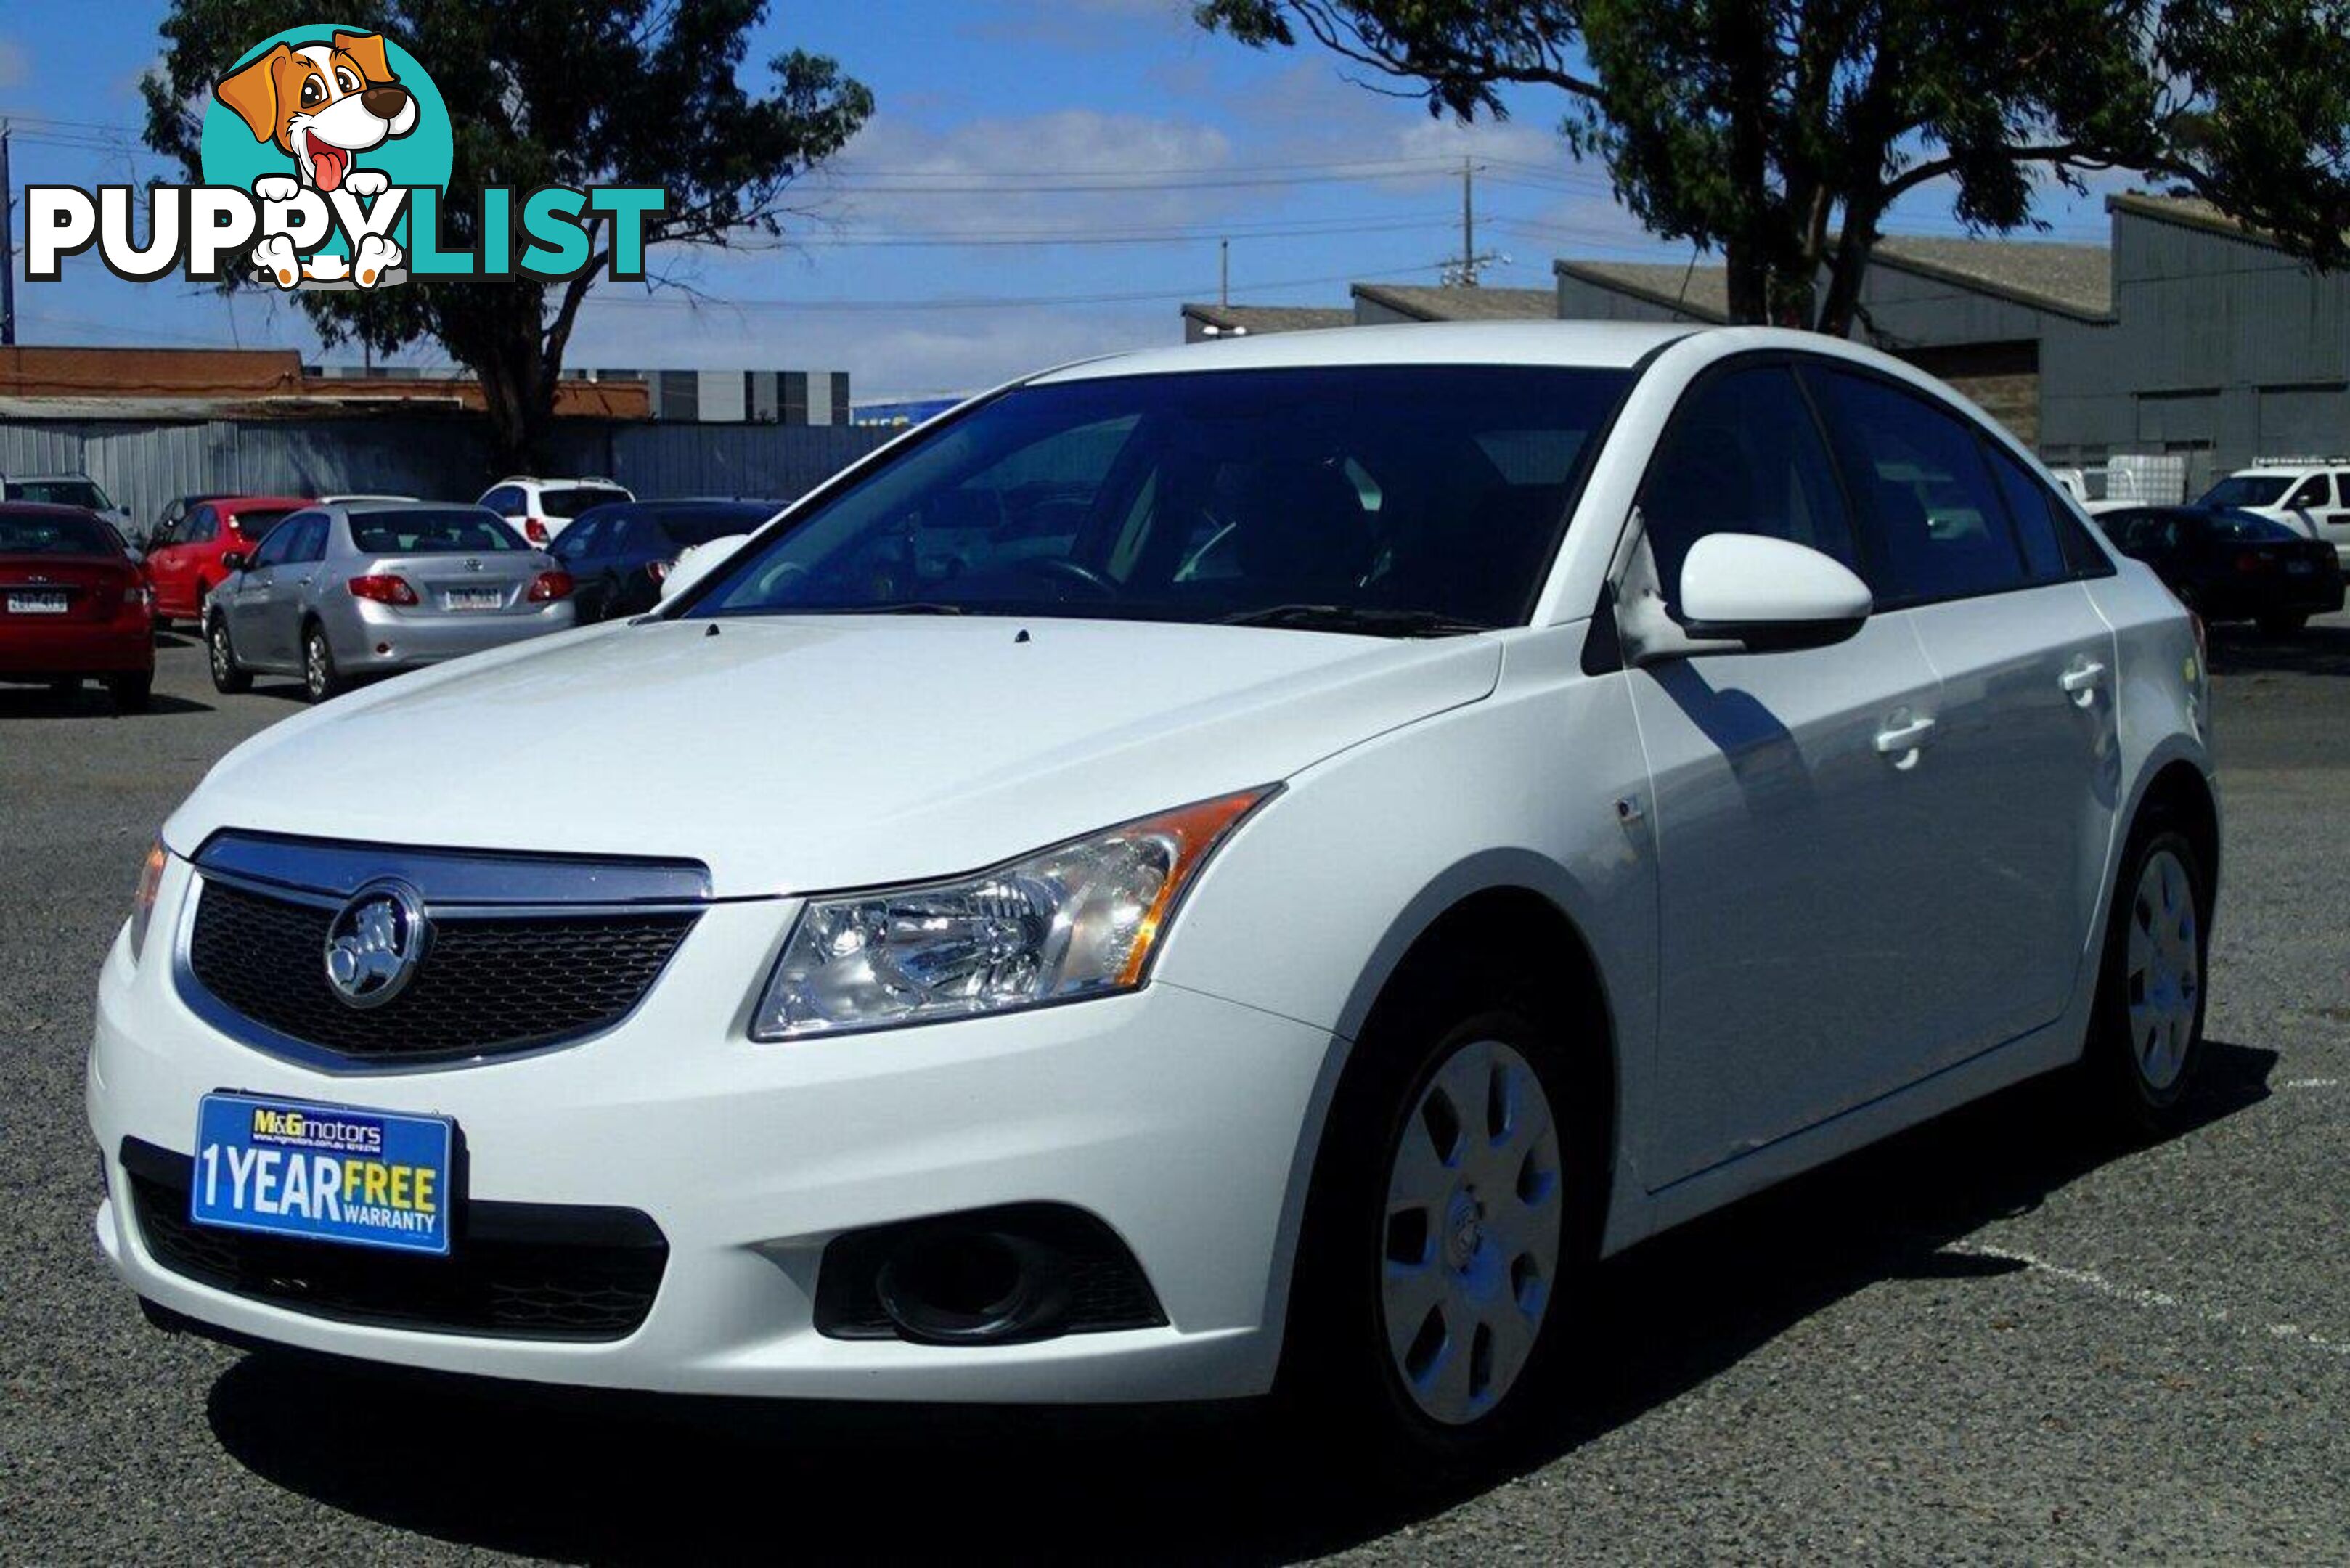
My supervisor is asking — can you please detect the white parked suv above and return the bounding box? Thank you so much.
[476,475,633,547]
[92,324,2216,1458]
[2199,459,2350,565]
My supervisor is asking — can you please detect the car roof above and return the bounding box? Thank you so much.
[1030,321,1696,385]
[0,501,102,518]
[340,499,497,514]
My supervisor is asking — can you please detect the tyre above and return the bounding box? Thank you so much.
[1277,965,1602,1473]
[302,624,345,703]
[2257,612,2307,637]
[2083,817,2211,1134]
[206,616,251,694]
[106,671,153,714]
[46,677,80,704]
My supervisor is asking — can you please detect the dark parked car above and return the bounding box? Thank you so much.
[2097,505,2344,634]
[549,499,782,621]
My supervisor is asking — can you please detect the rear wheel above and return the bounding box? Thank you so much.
[1278,971,1600,1473]
[105,671,152,713]
[2258,612,2308,637]
[206,616,250,694]
[302,624,344,703]
[2084,820,2210,1132]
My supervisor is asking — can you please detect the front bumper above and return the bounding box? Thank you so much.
[87,860,1334,1402]
[326,598,576,674]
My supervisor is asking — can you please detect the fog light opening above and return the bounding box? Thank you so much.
[875,1230,1072,1344]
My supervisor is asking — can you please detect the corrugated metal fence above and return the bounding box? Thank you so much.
[0,415,894,528]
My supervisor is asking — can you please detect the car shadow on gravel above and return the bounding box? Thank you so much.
[2206,620,2350,679]
[203,1042,2276,1565]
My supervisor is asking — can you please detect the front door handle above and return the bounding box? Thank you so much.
[2060,658,2108,706]
[1874,714,1938,768]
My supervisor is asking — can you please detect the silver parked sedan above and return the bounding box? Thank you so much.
[204,502,577,702]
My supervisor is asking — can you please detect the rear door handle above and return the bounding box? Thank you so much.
[2060,658,2107,706]
[1874,714,1938,764]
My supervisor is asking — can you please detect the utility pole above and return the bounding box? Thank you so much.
[0,123,16,347]
[1220,237,1228,308]
[1461,157,1474,286]
[1440,157,1504,288]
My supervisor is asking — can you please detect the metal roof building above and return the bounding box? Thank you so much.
[1553,196,2350,486]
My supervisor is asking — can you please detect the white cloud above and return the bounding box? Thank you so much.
[811,108,1238,235]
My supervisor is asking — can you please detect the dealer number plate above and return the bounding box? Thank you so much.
[446,589,503,611]
[189,1093,453,1254]
[6,592,70,614]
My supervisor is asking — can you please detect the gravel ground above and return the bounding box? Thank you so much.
[2,618,2344,1565]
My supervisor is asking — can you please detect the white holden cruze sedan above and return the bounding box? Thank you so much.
[90,323,2215,1458]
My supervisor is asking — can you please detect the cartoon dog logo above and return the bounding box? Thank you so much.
[216,31,415,289]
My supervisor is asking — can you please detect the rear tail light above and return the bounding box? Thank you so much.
[2235,550,2264,573]
[2190,608,2208,670]
[348,574,420,605]
[523,517,550,545]
[527,570,575,603]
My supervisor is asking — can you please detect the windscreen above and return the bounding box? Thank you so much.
[349,510,526,554]
[5,479,109,510]
[685,364,1633,633]
[544,486,630,518]
[2198,474,2293,508]
[0,510,116,554]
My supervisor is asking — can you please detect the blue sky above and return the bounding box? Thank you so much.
[1,0,2118,400]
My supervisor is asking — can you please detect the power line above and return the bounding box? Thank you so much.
[588,261,1447,314]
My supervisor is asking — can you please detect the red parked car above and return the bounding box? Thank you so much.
[142,494,309,625]
[0,505,155,711]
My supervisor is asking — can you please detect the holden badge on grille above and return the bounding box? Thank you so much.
[324,881,429,1009]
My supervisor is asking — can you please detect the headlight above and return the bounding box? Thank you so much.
[751,788,1276,1040]
[128,839,168,965]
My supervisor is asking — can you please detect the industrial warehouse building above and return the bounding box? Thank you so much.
[1194,192,2350,491]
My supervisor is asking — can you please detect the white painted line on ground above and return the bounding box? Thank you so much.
[2279,1077,2341,1090]
[1943,1239,2350,1358]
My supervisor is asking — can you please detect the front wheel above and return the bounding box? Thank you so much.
[2084,822,2211,1132]
[1278,984,1597,1471]
[302,624,345,703]
[207,617,251,694]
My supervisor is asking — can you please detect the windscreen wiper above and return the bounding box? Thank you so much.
[1220,603,1488,637]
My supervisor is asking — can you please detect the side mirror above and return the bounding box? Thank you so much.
[1625,534,1872,664]
[660,534,749,602]
[220,550,248,573]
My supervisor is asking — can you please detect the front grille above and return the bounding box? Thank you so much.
[123,1139,666,1341]
[187,878,698,1063]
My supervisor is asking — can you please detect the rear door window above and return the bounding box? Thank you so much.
[542,486,631,519]
[1636,364,1859,618]
[2285,474,2330,510]
[1805,367,2031,606]
[1980,440,2097,584]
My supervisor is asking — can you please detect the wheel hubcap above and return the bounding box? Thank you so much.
[2125,848,2200,1092]
[210,628,229,679]
[1381,1037,1564,1426]
[307,639,326,692]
